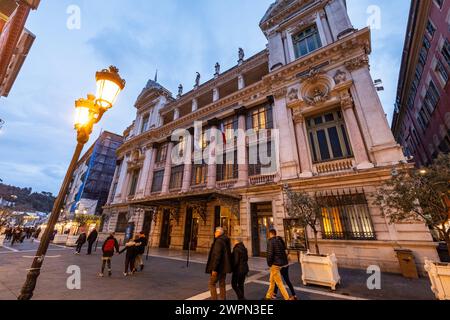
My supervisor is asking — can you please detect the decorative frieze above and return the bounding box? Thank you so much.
[344,54,370,72]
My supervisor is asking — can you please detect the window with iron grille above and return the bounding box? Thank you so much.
[170,165,184,190]
[217,151,238,181]
[292,25,322,59]
[307,110,353,163]
[424,81,440,114]
[192,164,208,185]
[319,193,376,241]
[151,170,164,193]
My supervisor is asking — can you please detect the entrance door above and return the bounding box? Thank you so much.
[251,202,274,257]
[190,218,199,251]
[142,211,153,239]
[159,209,171,248]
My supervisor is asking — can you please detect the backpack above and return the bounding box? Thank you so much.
[103,238,116,252]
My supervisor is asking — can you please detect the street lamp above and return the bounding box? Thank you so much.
[18,66,125,300]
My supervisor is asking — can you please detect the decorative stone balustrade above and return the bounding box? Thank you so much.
[314,158,354,174]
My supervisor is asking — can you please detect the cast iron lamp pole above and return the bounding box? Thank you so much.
[18,66,125,300]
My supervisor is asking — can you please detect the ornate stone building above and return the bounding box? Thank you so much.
[102,0,439,273]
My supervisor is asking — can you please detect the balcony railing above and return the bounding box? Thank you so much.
[216,179,237,189]
[249,174,277,186]
[314,158,354,174]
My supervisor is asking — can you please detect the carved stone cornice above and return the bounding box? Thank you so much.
[272,87,288,99]
[344,54,370,72]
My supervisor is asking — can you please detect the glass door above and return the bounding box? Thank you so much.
[258,216,274,256]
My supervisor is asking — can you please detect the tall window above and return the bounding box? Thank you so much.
[115,213,128,233]
[441,39,450,68]
[292,25,322,59]
[151,170,164,193]
[192,164,208,185]
[246,104,273,132]
[141,114,149,134]
[128,170,140,196]
[170,165,184,190]
[155,143,168,164]
[217,151,238,181]
[436,59,449,84]
[220,115,238,145]
[424,81,440,114]
[248,141,274,176]
[307,110,353,163]
[426,20,436,37]
[320,194,376,240]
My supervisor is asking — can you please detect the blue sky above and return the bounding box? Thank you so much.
[0,0,410,194]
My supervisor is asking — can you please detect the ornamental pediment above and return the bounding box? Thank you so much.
[286,67,353,111]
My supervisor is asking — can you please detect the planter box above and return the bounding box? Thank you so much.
[300,252,341,291]
[425,260,450,300]
[53,234,69,245]
[0,235,5,247]
[66,235,79,247]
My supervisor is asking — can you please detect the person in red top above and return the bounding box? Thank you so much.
[98,233,120,277]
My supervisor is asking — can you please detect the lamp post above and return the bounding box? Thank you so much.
[18,66,125,300]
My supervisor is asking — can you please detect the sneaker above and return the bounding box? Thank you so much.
[98,273,104,277]
[289,296,298,300]
[123,272,128,277]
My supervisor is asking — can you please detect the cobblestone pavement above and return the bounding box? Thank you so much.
[0,241,436,300]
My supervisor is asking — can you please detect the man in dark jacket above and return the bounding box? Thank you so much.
[99,233,120,277]
[86,228,98,255]
[265,229,291,300]
[134,232,148,271]
[231,238,249,300]
[205,227,232,300]
[75,232,87,255]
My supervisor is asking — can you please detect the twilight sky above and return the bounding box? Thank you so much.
[0,0,410,195]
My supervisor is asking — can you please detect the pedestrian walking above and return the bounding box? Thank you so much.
[273,266,297,300]
[134,232,148,271]
[205,227,232,300]
[86,228,98,255]
[264,229,294,300]
[119,236,139,276]
[231,238,249,301]
[75,232,87,254]
[11,228,22,246]
[99,232,120,277]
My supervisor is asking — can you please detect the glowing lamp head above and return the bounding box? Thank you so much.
[95,66,126,109]
[74,97,92,127]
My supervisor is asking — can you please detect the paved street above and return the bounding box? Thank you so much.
[0,240,436,300]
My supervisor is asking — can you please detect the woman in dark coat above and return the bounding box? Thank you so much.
[75,232,87,254]
[119,236,139,276]
[231,238,249,300]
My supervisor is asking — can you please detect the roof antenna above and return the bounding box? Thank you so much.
[154,69,158,82]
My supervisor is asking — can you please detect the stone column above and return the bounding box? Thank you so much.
[207,119,219,189]
[192,98,198,112]
[272,92,300,180]
[213,88,219,102]
[324,0,353,40]
[235,107,248,187]
[161,141,174,194]
[114,155,129,202]
[340,90,374,170]
[181,128,194,192]
[173,108,180,121]
[135,146,153,198]
[238,74,245,90]
[144,145,157,196]
[293,111,313,177]
[268,32,286,71]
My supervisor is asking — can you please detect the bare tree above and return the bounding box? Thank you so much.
[375,154,450,256]
[283,186,324,255]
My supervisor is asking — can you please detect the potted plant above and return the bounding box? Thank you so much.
[375,154,450,298]
[283,186,341,290]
